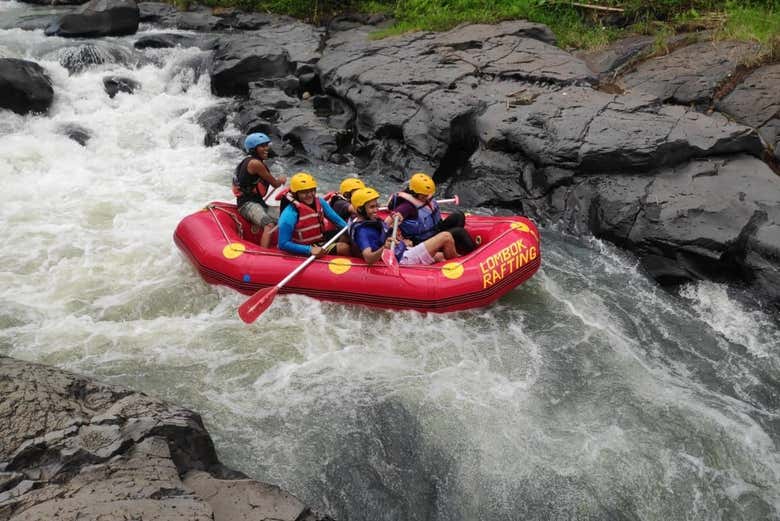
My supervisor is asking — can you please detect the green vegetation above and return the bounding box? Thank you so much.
[197,0,780,54]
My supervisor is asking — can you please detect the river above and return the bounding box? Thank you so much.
[1,3,779,520]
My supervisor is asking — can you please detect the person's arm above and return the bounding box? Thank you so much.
[330,198,353,221]
[354,225,389,266]
[320,197,347,228]
[248,158,286,188]
[394,200,416,220]
[277,206,312,256]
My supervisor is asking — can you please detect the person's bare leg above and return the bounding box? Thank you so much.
[334,242,352,255]
[260,224,277,248]
[423,231,457,260]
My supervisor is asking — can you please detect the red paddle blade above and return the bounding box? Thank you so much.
[238,286,279,324]
[381,248,400,276]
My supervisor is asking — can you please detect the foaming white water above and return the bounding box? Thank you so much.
[680,282,780,358]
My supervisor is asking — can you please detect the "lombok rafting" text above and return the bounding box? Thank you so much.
[479,239,537,288]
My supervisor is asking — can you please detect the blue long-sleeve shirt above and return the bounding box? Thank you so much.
[277,197,347,256]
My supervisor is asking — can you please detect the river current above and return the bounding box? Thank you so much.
[1,3,779,520]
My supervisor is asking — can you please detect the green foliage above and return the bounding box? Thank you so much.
[184,0,780,51]
[721,1,780,43]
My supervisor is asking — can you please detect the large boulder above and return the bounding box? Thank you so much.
[102,75,141,98]
[209,22,323,97]
[313,21,780,305]
[319,20,592,180]
[0,58,53,115]
[0,356,333,521]
[545,155,780,305]
[716,63,780,160]
[476,87,763,173]
[210,36,295,96]
[621,40,760,106]
[138,2,282,31]
[16,0,86,4]
[45,0,140,38]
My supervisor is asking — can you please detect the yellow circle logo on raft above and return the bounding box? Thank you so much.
[328,257,352,275]
[223,242,246,259]
[511,221,529,233]
[511,221,538,240]
[441,262,464,279]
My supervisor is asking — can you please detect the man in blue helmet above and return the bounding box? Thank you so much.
[233,132,287,248]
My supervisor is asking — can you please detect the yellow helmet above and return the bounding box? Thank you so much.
[351,187,381,211]
[290,172,317,193]
[409,172,435,196]
[339,177,365,195]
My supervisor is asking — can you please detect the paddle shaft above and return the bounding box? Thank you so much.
[263,183,284,205]
[273,224,350,289]
[389,214,400,251]
[379,196,458,212]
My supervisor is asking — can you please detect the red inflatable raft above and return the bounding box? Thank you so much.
[174,202,541,313]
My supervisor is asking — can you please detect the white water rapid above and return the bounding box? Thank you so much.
[2,4,780,520]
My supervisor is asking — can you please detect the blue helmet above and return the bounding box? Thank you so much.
[244,132,271,153]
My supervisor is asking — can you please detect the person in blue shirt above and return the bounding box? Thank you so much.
[277,172,351,258]
[350,187,457,266]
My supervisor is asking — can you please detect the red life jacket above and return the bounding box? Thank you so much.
[292,198,327,245]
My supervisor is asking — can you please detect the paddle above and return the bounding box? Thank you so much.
[263,183,284,208]
[438,195,460,206]
[379,195,459,211]
[238,224,351,323]
[380,214,401,276]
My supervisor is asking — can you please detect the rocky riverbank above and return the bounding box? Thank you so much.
[2,0,778,310]
[0,356,333,520]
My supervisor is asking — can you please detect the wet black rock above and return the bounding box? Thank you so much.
[103,75,141,98]
[59,123,92,146]
[45,0,140,38]
[0,355,334,521]
[0,58,53,115]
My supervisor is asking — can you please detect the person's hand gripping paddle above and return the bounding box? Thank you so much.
[380,214,401,276]
[238,225,350,323]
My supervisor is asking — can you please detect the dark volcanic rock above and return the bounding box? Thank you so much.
[315,19,779,303]
[476,87,763,173]
[577,35,655,80]
[541,155,780,304]
[621,40,760,106]
[59,123,91,145]
[0,58,54,115]
[197,102,237,147]
[209,23,322,97]
[138,2,286,31]
[628,156,779,298]
[45,0,140,38]
[137,1,177,24]
[134,32,218,51]
[716,63,780,161]
[103,75,141,98]
[17,0,86,4]
[0,356,332,521]
[210,36,296,97]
